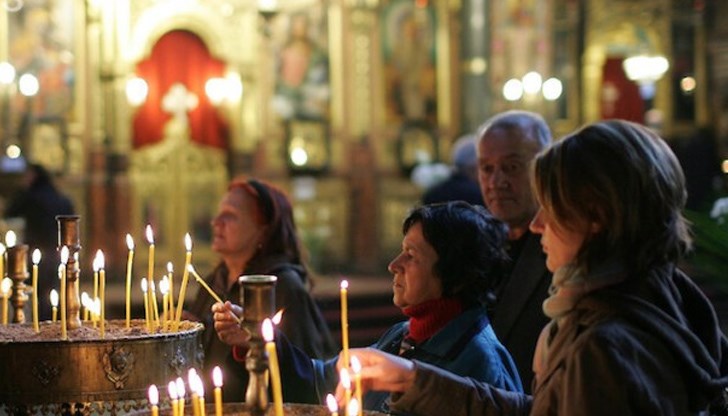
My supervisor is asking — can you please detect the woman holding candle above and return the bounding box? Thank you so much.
[214,201,522,413]
[343,120,728,415]
[185,177,336,401]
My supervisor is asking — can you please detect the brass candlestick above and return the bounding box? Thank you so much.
[7,244,28,323]
[238,274,277,416]
[57,215,82,329]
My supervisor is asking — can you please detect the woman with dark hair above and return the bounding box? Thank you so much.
[213,201,522,413]
[345,120,728,415]
[186,177,336,401]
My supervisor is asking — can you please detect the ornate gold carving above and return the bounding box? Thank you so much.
[32,360,61,387]
[103,346,136,389]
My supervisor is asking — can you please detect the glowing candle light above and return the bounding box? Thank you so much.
[98,250,106,338]
[93,250,101,325]
[60,246,69,340]
[326,393,339,416]
[347,398,360,416]
[50,289,58,322]
[197,378,206,416]
[125,234,134,328]
[148,384,160,416]
[141,278,151,331]
[81,292,90,321]
[146,225,156,329]
[339,367,351,412]
[272,309,284,325]
[160,277,169,330]
[150,279,160,329]
[212,366,223,416]
[167,261,175,323]
[176,377,186,416]
[31,249,40,332]
[168,381,180,416]
[351,356,363,416]
[340,280,350,369]
[5,230,16,248]
[174,235,193,331]
[0,243,5,280]
[1,278,11,325]
[263,318,284,416]
[189,368,201,416]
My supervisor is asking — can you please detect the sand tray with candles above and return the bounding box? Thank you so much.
[0,319,204,415]
[131,402,389,415]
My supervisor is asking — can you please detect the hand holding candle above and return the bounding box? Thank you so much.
[263,318,284,416]
[31,249,40,332]
[213,366,223,416]
[188,265,241,324]
[148,384,159,416]
[125,234,134,328]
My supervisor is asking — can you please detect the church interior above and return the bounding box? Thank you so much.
[0,0,727,324]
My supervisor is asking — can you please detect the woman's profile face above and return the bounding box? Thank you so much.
[529,207,590,272]
[210,188,266,259]
[388,222,442,309]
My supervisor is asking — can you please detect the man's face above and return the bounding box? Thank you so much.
[477,128,541,237]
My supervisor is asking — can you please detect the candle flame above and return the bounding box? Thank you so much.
[350,356,361,374]
[340,280,349,290]
[326,393,338,412]
[262,318,274,342]
[185,233,192,252]
[168,381,178,400]
[167,261,173,273]
[213,366,223,388]
[188,368,199,387]
[81,292,90,307]
[159,277,169,294]
[1,278,12,296]
[148,384,159,406]
[32,248,41,265]
[126,233,135,250]
[272,309,284,325]
[175,377,186,397]
[347,398,360,416]
[96,249,105,270]
[339,368,351,389]
[145,224,154,244]
[5,230,16,247]
[60,246,69,264]
[141,278,148,292]
[50,289,58,307]
[0,242,5,255]
[93,298,101,314]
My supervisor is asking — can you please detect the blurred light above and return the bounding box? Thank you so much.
[680,76,696,94]
[226,73,243,101]
[623,55,669,83]
[125,77,149,106]
[18,73,39,96]
[290,146,308,166]
[521,71,543,94]
[542,77,563,101]
[722,159,728,174]
[502,78,523,101]
[0,62,15,85]
[6,145,21,159]
[205,77,227,105]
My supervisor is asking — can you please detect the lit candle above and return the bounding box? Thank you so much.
[212,366,223,416]
[5,230,16,248]
[340,280,350,369]
[167,261,175,323]
[93,250,101,325]
[176,377,186,416]
[189,368,201,416]
[60,246,69,340]
[146,225,156,329]
[125,234,134,328]
[50,289,58,322]
[141,278,151,331]
[31,249,40,332]
[263,318,284,416]
[174,234,193,330]
[326,393,339,416]
[1,278,11,325]
[81,292,90,321]
[98,251,106,338]
[150,279,160,329]
[0,242,5,280]
[168,380,180,416]
[351,356,363,416]
[148,384,160,416]
[272,309,284,325]
[339,368,351,412]
[347,398,360,416]
[197,379,206,416]
[160,277,169,331]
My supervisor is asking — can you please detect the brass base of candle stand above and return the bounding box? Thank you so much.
[0,319,204,411]
[128,402,389,415]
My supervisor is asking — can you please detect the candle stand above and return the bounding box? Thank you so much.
[57,215,82,329]
[7,243,28,323]
[239,274,278,416]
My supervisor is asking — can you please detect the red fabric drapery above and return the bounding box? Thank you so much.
[132,30,229,149]
[600,57,644,123]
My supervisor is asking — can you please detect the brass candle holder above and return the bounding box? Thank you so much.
[238,274,277,416]
[7,243,28,324]
[57,215,82,329]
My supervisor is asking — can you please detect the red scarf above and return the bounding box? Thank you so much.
[402,298,463,344]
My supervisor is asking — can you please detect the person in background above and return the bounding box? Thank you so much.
[213,201,523,413]
[4,162,74,320]
[185,177,336,401]
[422,134,483,206]
[476,110,552,391]
[344,119,728,415]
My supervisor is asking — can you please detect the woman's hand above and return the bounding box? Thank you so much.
[212,301,249,346]
[335,348,416,405]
